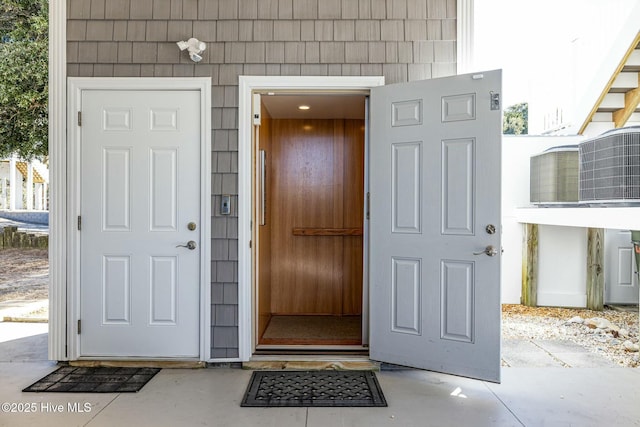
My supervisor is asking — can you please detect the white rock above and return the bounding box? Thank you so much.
[567,316,584,324]
[584,317,615,330]
[623,340,640,352]
[619,329,629,338]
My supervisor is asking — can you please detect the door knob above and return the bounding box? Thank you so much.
[474,245,498,257]
[176,240,197,250]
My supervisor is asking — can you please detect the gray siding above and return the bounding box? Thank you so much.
[66,0,457,359]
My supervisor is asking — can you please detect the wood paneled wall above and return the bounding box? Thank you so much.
[257,105,273,338]
[259,118,364,316]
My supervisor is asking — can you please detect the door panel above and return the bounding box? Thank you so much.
[391,257,421,335]
[269,119,343,315]
[440,260,474,342]
[102,148,131,231]
[392,142,422,233]
[80,90,200,358]
[149,149,178,231]
[370,71,502,382]
[605,229,639,304]
[442,138,475,235]
[342,121,366,314]
[264,119,364,316]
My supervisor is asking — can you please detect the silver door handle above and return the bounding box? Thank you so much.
[474,245,498,257]
[259,150,266,226]
[176,240,197,250]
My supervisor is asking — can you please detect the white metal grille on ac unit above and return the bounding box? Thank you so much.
[579,127,640,204]
[530,146,579,205]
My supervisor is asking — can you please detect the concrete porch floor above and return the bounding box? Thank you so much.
[1,323,638,427]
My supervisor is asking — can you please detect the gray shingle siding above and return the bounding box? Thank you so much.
[66,0,457,359]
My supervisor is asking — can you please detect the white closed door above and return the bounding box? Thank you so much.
[605,229,639,304]
[80,90,201,358]
[369,71,502,382]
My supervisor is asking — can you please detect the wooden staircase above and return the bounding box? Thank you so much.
[579,31,640,136]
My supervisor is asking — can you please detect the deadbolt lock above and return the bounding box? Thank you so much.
[485,224,496,235]
[188,222,197,231]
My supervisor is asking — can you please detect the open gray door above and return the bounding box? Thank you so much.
[369,71,502,382]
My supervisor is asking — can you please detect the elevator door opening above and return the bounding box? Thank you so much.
[255,94,367,348]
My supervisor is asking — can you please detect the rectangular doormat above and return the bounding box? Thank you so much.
[23,366,161,393]
[241,371,387,407]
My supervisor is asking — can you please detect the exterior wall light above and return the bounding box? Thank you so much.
[177,38,206,63]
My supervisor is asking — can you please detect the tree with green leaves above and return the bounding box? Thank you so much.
[503,102,528,135]
[0,0,48,160]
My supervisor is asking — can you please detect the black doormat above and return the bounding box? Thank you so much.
[241,371,387,407]
[22,366,161,393]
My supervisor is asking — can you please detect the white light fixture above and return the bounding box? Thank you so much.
[298,105,310,110]
[177,38,206,63]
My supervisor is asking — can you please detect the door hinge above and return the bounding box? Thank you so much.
[249,240,252,248]
[78,111,82,126]
[77,319,81,334]
[77,216,82,231]
[366,192,370,220]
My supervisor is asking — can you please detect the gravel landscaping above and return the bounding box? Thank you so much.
[502,304,639,367]
[0,248,48,302]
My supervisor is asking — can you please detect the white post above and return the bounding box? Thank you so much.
[8,156,17,210]
[43,182,48,210]
[26,162,34,210]
[35,183,43,210]
[0,178,6,209]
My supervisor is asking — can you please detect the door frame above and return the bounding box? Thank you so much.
[238,76,385,360]
[65,78,212,361]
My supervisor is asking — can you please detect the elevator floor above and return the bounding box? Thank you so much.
[260,315,362,345]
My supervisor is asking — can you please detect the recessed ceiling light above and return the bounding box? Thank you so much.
[298,105,310,110]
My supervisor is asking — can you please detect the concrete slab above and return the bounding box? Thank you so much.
[1,363,638,427]
[0,328,637,426]
[553,351,617,368]
[501,339,565,367]
[85,368,308,427]
[532,339,589,353]
[533,339,616,367]
[487,368,640,427]
[306,370,518,427]
[0,361,119,427]
[0,323,49,362]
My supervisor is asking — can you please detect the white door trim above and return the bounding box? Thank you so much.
[66,77,211,361]
[48,0,67,362]
[238,76,385,361]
